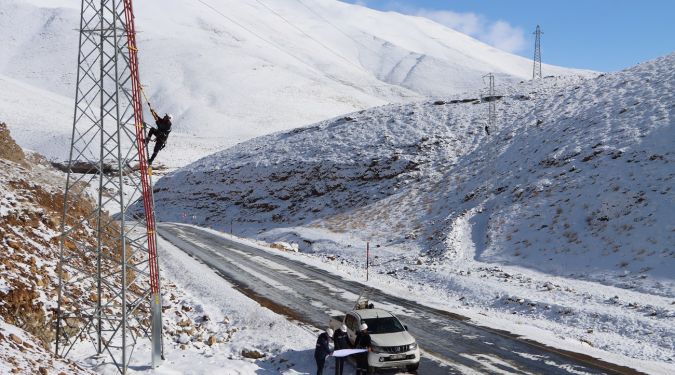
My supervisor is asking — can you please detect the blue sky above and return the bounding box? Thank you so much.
[341,0,675,72]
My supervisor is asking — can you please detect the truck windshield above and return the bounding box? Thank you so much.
[362,317,405,334]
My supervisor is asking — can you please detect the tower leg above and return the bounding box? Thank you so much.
[151,292,163,367]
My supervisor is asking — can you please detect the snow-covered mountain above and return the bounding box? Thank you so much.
[153,53,674,293]
[149,54,674,366]
[0,0,587,166]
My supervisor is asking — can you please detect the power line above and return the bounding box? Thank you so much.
[295,0,382,57]
[196,0,324,76]
[195,0,408,97]
[252,0,367,72]
[199,0,359,73]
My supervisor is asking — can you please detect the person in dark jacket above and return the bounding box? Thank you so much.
[144,109,172,166]
[333,324,349,375]
[354,323,371,375]
[315,328,334,375]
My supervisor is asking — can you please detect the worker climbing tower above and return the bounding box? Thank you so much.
[55,0,163,373]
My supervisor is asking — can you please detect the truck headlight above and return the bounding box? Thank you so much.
[371,344,384,353]
[409,342,418,350]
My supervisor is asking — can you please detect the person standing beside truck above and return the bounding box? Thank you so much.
[333,324,349,375]
[315,328,334,375]
[354,323,372,375]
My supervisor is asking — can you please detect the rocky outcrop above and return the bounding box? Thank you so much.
[0,122,28,167]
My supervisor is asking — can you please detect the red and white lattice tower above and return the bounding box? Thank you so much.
[55,0,163,373]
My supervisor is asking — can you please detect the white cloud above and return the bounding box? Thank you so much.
[369,3,528,54]
[417,9,526,53]
[482,20,527,53]
[416,10,483,36]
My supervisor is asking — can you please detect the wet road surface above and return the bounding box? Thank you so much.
[158,223,642,375]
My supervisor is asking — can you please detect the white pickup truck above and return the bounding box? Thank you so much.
[329,293,420,373]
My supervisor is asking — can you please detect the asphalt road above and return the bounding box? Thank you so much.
[158,222,642,375]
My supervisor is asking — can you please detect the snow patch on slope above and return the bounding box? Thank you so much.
[0,0,590,167]
[151,54,674,366]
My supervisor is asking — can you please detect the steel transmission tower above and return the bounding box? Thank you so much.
[482,73,497,135]
[533,25,543,79]
[55,0,163,373]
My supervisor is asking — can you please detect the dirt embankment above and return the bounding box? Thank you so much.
[0,122,27,167]
[0,122,105,374]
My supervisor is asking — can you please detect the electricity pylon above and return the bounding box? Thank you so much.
[533,25,543,79]
[482,73,497,136]
[55,0,163,373]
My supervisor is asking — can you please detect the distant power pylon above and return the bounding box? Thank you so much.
[55,0,163,373]
[482,73,497,135]
[532,25,543,79]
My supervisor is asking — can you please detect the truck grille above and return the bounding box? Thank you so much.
[382,344,410,353]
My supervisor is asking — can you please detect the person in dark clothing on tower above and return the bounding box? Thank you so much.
[354,323,371,375]
[333,324,349,375]
[144,108,172,166]
[315,328,334,375]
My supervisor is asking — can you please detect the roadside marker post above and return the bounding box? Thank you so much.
[366,242,369,281]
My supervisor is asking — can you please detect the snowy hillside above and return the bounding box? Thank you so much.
[150,54,675,367]
[0,123,95,374]
[0,0,587,166]
[154,52,673,290]
[0,122,327,374]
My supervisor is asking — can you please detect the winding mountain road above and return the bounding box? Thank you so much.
[157,222,640,375]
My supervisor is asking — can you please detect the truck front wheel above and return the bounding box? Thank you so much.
[406,363,419,373]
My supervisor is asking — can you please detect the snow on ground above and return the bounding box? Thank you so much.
[70,234,343,375]
[0,75,74,160]
[149,236,319,374]
[1,0,671,372]
[0,125,106,374]
[0,0,589,169]
[0,122,339,374]
[149,53,675,370]
[0,316,96,375]
[187,225,675,375]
